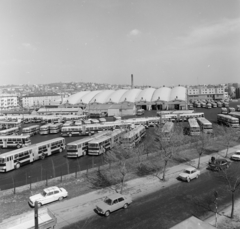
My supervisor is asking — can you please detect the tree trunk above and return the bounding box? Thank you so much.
[197,153,201,169]
[120,175,125,194]
[162,160,168,181]
[231,191,235,218]
[225,144,229,158]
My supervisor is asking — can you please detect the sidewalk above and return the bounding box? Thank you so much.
[2,144,240,228]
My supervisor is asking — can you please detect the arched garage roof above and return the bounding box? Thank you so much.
[169,86,187,102]
[67,91,90,104]
[136,88,156,103]
[151,87,171,102]
[79,90,102,104]
[119,89,142,103]
[89,90,115,104]
[105,89,128,104]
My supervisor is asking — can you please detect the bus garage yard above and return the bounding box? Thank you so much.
[0,101,240,226]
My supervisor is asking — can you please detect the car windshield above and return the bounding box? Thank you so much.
[184,170,191,174]
[235,152,240,155]
[41,191,47,196]
[104,198,112,205]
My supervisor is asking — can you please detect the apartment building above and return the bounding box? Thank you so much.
[187,85,224,101]
[22,93,62,108]
[0,94,19,110]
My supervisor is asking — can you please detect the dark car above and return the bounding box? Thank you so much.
[208,157,230,171]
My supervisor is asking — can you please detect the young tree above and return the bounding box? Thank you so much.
[194,132,209,169]
[215,163,240,218]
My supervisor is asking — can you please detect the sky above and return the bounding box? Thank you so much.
[0,0,239,87]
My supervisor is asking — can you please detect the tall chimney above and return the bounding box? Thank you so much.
[131,74,134,89]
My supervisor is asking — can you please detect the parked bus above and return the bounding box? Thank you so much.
[61,126,82,137]
[66,131,110,158]
[212,102,217,108]
[201,103,206,108]
[0,208,57,229]
[221,107,228,114]
[0,121,21,130]
[22,125,40,136]
[0,137,65,172]
[146,117,161,127]
[0,127,20,136]
[136,109,145,116]
[217,114,239,128]
[206,103,212,109]
[197,117,213,134]
[229,112,240,123]
[188,118,200,136]
[161,121,174,141]
[217,102,222,108]
[124,118,149,128]
[179,112,204,122]
[237,105,240,111]
[228,107,236,113]
[121,125,146,149]
[88,129,126,155]
[39,124,53,135]
[0,135,31,148]
[49,123,63,134]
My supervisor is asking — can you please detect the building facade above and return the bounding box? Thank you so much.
[0,94,19,111]
[22,93,62,108]
[187,85,224,102]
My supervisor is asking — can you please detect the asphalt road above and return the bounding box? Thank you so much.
[63,168,240,229]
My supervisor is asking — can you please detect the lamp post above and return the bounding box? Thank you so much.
[214,190,218,228]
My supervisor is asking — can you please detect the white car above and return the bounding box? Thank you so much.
[96,193,132,217]
[28,186,68,207]
[231,150,240,161]
[178,167,200,182]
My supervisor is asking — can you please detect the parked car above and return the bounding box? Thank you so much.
[178,167,200,182]
[28,186,68,207]
[95,193,132,217]
[208,157,230,171]
[230,150,240,161]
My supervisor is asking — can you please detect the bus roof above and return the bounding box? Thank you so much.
[197,117,212,125]
[0,145,35,158]
[122,125,145,138]
[22,125,39,129]
[0,135,30,139]
[35,137,65,147]
[162,121,174,132]
[188,118,200,128]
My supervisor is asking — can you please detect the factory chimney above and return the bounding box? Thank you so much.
[131,74,134,88]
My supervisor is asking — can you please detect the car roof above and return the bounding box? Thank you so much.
[43,186,60,192]
[185,167,196,171]
[107,193,124,199]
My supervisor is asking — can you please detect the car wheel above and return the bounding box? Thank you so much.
[105,211,110,217]
[187,177,190,182]
[196,175,199,179]
[17,144,21,149]
[123,204,128,209]
[59,196,63,201]
[59,148,63,153]
[15,163,20,169]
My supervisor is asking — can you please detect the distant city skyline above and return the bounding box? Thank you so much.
[0,0,239,87]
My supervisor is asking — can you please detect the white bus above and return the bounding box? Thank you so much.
[66,131,110,158]
[0,121,21,130]
[206,103,212,109]
[0,137,65,172]
[61,126,82,137]
[0,135,31,148]
[39,124,53,135]
[49,123,63,134]
[161,121,174,141]
[197,117,213,134]
[124,118,149,128]
[22,125,40,136]
[146,117,161,127]
[121,125,146,149]
[217,114,239,128]
[179,112,204,122]
[188,118,200,136]
[88,129,126,155]
[136,109,145,116]
[0,127,20,136]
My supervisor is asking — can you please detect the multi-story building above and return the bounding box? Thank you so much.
[187,85,224,102]
[0,94,19,111]
[21,93,62,108]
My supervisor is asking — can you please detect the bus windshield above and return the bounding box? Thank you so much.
[0,158,5,164]
[67,145,77,151]
[88,143,99,148]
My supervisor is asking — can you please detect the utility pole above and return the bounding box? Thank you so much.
[34,201,39,229]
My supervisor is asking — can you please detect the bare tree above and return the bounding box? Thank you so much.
[215,163,240,218]
[194,132,209,169]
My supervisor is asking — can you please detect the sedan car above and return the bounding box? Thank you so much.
[231,150,240,161]
[96,193,132,217]
[178,167,200,182]
[28,186,68,207]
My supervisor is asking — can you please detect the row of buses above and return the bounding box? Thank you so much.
[188,117,213,136]
[217,114,239,128]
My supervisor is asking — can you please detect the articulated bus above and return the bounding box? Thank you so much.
[161,121,174,141]
[179,112,204,122]
[39,124,53,135]
[188,118,200,136]
[0,135,31,148]
[197,117,213,134]
[88,129,126,155]
[49,123,63,134]
[121,125,146,149]
[217,114,239,128]
[22,125,40,136]
[0,127,20,136]
[0,121,21,130]
[0,137,65,172]
[66,131,110,158]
